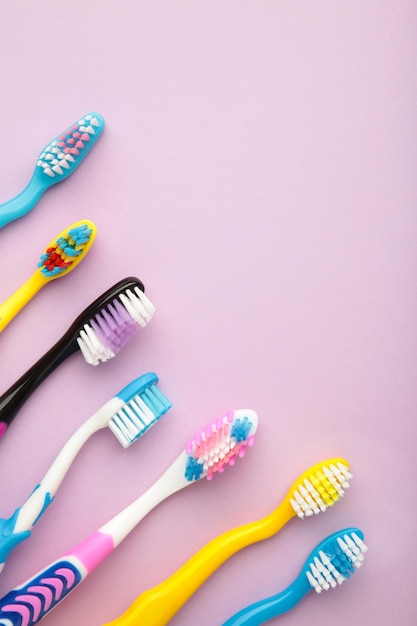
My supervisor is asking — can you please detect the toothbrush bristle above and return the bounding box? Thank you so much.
[108,381,172,448]
[38,223,94,277]
[76,286,155,365]
[289,461,352,518]
[184,410,258,481]
[36,114,104,178]
[306,530,367,593]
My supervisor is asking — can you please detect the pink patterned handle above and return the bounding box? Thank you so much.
[0,530,114,624]
[0,558,82,625]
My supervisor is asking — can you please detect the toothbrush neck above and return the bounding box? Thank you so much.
[99,454,189,547]
[223,576,310,625]
[0,173,48,228]
[0,325,79,430]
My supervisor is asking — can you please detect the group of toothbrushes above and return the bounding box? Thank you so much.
[0,113,367,626]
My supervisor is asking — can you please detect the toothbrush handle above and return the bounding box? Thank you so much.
[0,326,78,438]
[0,532,114,625]
[0,273,46,333]
[0,456,189,622]
[222,578,309,625]
[0,175,47,229]
[103,501,295,626]
[0,407,113,572]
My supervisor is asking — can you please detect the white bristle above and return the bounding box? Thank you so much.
[318,551,345,585]
[76,287,155,366]
[351,532,368,553]
[306,571,323,593]
[77,324,115,365]
[322,467,345,497]
[289,462,352,518]
[119,287,155,327]
[108,384,171,448]
[35,114,102,178]
[336,536,364,567]
[307,532,367,593]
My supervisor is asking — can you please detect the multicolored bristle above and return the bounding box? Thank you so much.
[38,222,95,277]
[289,460,352,518]
[305,528,367,593]
[109,372,172,448]
[76,285,155,365]
[36,113,104,179]
[184,409,258,481]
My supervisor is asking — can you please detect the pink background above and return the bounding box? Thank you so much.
[0,2,416,624]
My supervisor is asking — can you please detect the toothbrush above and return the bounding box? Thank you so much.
[103,458,352,626]
[0,409,258,625]
[0,113,105,229]
[0,277,155,440]
[223,527,367,625]
[0,219,96,333]
[0,372,171,576]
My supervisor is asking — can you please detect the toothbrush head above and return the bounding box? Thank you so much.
[37,219,96,280]
[304,527,367,593]
[35,112,105,183]
[184,409,258,481]
[109,372,172,447]
[73,277,155,365]
[287,458,352,518]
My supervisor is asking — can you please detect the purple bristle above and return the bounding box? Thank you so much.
[90,300,139,354]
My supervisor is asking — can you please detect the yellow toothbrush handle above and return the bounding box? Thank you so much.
[104,501,294,626]
[0,273,45,332]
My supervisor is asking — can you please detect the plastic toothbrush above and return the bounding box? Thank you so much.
[0,372,171,576]
[0,409,258,625]
[0,219,96,333]
[0,113,104,229]
[103,458,352,625]
[223,527,367,624]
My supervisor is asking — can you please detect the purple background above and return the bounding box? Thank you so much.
[0,2,416,624]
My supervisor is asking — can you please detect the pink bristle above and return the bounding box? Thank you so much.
[187,411,256,480]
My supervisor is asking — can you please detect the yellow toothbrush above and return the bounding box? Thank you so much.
[103,457,352,626]
[0,219,96,332]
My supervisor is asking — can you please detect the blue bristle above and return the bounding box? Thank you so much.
[330,542,356,578]
[304,528,366,593]
[231,416,253,442]
[185,457,204,482]
[150,384,172,412]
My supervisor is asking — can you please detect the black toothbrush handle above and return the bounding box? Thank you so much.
[0,276,146,439]
[0,327,79,436]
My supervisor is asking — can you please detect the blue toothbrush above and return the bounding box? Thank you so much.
[223,527,367,625]
[0,112,105,229]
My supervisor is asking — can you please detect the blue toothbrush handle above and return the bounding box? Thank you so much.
[0,175,47,229]
[222,576,310,625]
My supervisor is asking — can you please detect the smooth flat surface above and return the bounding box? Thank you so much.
[0,2,416,625]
